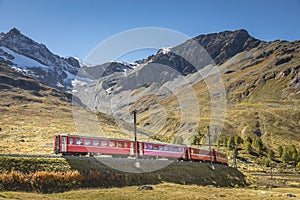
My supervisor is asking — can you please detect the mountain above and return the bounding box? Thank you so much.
[0,28,139,91]
[75,29,300,148]
[137,29,263,76]
[0,64,135,154]
[0,27,299,155]
[0,28,82,90]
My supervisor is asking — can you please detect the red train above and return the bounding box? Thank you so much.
[54,134,228,165]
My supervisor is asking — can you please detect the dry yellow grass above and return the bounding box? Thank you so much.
[0,182,300,200]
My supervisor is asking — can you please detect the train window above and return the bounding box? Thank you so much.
[144,144,147,149]
[92,140,99,146]
[174,147,179,152]
[101,141,108,147]
[84,140,91,146]
[192,149,199,154]
[69,138,74,145]
[159,146,164,151]
[154,145,158,150]
[76,139,82,145]
[164,146,168,151]
[109,141,115,147]
[148,144,153,150]
[169,147,174,152]
[117,142,122,148]
[124,143,128,148]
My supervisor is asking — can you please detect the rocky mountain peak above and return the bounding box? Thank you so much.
[0,28,81,90]
[7,27,21,35]
[192,29,263,64]
[139,29,263,76]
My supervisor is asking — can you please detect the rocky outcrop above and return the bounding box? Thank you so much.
[0,28,80,90]
[139,29,263,75]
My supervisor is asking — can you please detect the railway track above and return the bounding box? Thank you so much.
[0,153,223,164]
[0,153,61,159]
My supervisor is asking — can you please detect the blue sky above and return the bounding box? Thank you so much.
[0,0,300,62]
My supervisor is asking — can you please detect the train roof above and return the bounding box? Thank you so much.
[56,134,186,146]
[56,134,133,142]
[141,140,187,147]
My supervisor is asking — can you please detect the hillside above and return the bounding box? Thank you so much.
[81,30,300,150]
[134,39,300,148]
[0,28,299,157]
[0,65,127,154]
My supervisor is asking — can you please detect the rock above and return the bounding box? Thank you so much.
[206,185,215,188]
[286,193,296,197]
[138,185,153,190]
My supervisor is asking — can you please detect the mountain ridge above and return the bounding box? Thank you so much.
[0,27,299,154]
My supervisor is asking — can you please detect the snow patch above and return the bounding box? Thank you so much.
[0,47,50,69]
[160,47,171,54]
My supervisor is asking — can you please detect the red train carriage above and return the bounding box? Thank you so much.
[215,151,228,164]
[189,147,228,164]
[55,134,135,156]
[142,141,187,160]
[54,134,228,165]
[189,147,212,162]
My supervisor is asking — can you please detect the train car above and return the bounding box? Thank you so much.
[188,147,212,162]
[141,141,187,160]
[188,147,228,165]
[54,134,136,156]
[54,134,228,165]
[215,151,228,164]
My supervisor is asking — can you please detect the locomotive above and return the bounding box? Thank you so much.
[54,134,228,165]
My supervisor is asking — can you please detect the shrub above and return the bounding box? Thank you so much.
[234,136,243,145]
[227,136,235,150]
[30,170,83,193]
[252,138,263,155]
[278,146,283,157]
[297,162,300,170]
[0,170,83,193]
[245,141,252,154]
[0,170,31,191]
[268,149,275,161]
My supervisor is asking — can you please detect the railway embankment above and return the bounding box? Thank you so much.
[0,156,246,193]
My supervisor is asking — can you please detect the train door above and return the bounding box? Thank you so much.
[130,142,134,156]
[212,149,217,162]
[185,147,190,160]
[139,142,143,156]
[61,136,67,152]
